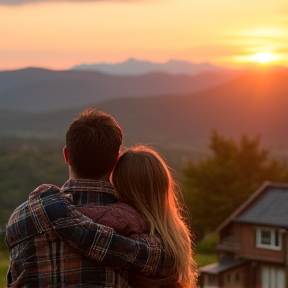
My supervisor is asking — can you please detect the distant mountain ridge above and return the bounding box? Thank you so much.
[71,58,224,76]
[0,67,240,112]
[1,68,288,159]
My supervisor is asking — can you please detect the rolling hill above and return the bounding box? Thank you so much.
[1,67,288,159]
[0,67,240,112]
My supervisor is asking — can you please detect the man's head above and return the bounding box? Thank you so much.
[64,108,123,180]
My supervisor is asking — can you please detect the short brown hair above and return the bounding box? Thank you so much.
[66,108,123,179]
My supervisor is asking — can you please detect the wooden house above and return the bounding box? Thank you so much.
[199,182,288,288]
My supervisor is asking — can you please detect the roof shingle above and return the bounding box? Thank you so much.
[235,188,288,228]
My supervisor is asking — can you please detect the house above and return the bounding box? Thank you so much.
[199,181,288,288]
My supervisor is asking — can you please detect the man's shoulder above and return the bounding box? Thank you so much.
[6,184,61,248]
[7,200,29,223]
[7,184,60,227]
[29,183,60,199]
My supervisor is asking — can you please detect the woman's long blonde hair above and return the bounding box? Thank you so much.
[111,145,197,288]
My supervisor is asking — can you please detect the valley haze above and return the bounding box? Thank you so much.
[1,59,288,164]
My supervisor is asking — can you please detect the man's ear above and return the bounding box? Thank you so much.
[63,146,70,165]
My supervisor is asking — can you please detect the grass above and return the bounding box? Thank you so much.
[0,250,9,288]
[195,235,218,267]
[195,253,217,267]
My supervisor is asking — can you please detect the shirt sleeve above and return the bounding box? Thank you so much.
[27,186,174,276]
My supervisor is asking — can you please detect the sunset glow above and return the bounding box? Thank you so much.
[250,52,276,64]
[1,0,288,70]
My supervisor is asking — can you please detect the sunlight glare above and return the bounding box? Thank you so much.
[250,52,275,64]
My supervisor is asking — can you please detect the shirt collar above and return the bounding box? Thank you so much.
[60,179,114,195]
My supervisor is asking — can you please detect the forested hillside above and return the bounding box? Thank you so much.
[1,68,288,154]
[0,147,66,226]
[0,140,196,227]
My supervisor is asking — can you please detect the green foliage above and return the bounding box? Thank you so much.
[0,249,9,288]
[183,130,288,238]
[195,253,218,267]
[196,235,218,255]
[0,135,65,151]
[0,229,7,251]
[0,229,9,288]
[0,147,67,226]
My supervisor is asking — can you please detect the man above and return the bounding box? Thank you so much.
[6,108,175,287]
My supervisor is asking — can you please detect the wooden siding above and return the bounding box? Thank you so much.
[238,224,285,263]
[220,265,247,288]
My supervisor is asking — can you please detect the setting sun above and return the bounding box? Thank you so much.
[250,52,275,64]
[1,0,288,69]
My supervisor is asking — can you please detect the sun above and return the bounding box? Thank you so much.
[250,52,275,64]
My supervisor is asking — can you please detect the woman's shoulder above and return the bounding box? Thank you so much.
[77,201,150,237]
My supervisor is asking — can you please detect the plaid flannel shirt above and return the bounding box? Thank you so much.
[6,181,174,288]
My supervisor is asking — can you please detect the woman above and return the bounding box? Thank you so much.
[113,145,197,288]
[78,145,198,288]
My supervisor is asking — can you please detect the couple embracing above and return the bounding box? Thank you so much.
[6,108,197,288]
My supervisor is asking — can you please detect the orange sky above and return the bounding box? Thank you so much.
[1,0,288,70]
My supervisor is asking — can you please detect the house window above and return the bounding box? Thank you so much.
[261,230,271,245]
[205,274,218,287]
[256,227,282,250]
[235,273,239,282]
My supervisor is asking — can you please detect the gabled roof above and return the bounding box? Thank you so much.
[199,259,248,275]
[215,181,288,233]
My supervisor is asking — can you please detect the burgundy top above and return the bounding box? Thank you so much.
[77,201,150,238]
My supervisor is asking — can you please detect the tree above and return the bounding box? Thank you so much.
[0,149,67,227]
[182,130,288,239]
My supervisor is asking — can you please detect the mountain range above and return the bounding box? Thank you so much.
[71,58,224,76]
[0,67,240,112]
[1,66,288,162]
